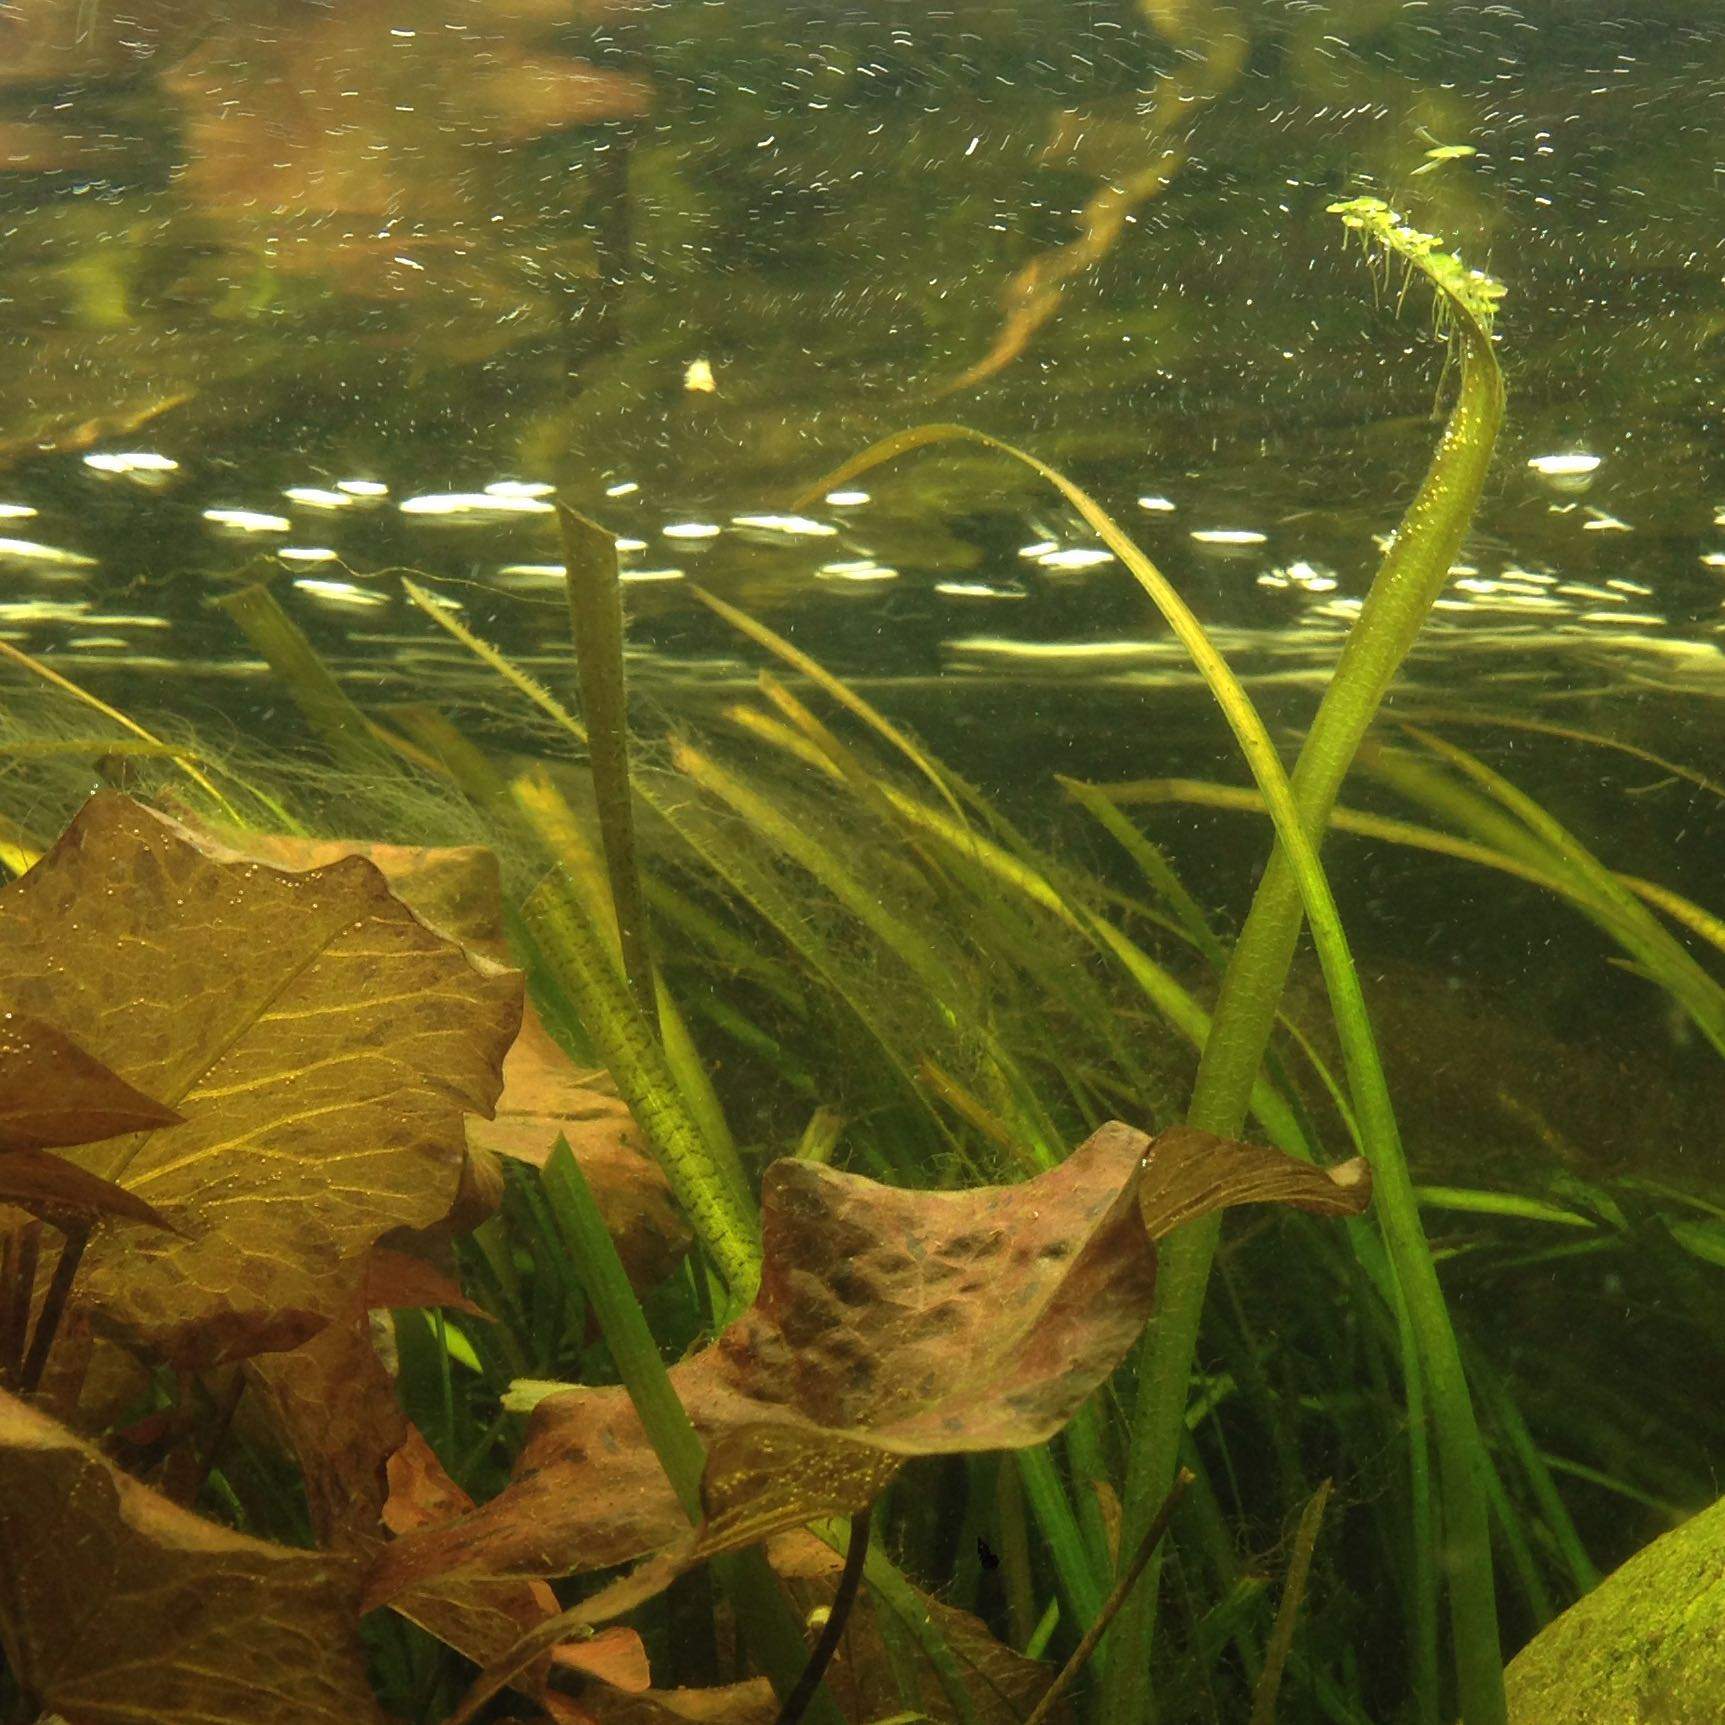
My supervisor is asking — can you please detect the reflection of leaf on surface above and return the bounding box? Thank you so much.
[0,1386,388,1725]
[0,793,522,1367]
[370,1120,1368,1605]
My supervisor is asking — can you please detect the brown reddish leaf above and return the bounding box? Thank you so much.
[365,1245,493,1322]
[556,1626,654,1693]
[182,829,661,1267]
[243,1300,584,1701]
[0,1146,175,1234]
[371,1122,1148,1600]
[244,1287,407,1554]
[0,792,522,1367]
[768,1529,1056,1725]
[383,1424,586,1675]
[0,1011,183,1153]
[0,1386,388,1725]
[469,1002,691,1289]
[1137,1127,1372,1240]
[373,1120,1369,1613]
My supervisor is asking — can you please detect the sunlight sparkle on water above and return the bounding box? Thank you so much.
[84,451,179,475]
[400,492,553,517]
[731,514,838,537]
[203,508,291,533]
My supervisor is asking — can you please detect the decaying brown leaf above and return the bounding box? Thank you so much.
[0,793,522,1366]
[0,1011,183,1153]
[1137,1126,1371,1240]
[0,1146,175,1234]
[0,1386,389,1725]
[369,1120,1369,1610]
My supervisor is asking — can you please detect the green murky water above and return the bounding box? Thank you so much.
[3,5,1724,1721]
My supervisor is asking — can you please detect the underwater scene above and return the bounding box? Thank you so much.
[2,2,1723,1722]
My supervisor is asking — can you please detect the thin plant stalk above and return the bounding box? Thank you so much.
[559,504,654,1018]
[536,1139,844,1725]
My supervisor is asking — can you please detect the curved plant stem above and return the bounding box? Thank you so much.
[775,1511,870,1725]
[800,198,1507,1725]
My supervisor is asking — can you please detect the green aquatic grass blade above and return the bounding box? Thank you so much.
[524,868,761,1299]
[670,737,966,1016]
[1394,704,1725,807]
[653,781,950,1162]
[538,1138,844,1725]
[796,247,1507,1723]
[1089,774,1725,963]
[401,575,590,746]
[217,583,399,779]
[688,583,974,830]
[1014,1446,1111,1670]
[1126,197,1506,1725]
[1396,726,1725,1054]
[1061,775,1231,972]
[559,504,654,1018]
[0,637,242,822]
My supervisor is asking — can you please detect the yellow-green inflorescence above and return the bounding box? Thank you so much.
[1328,194,1506,332]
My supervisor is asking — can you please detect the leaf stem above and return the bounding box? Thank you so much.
[774,1510,870,1725]
[20,1226,86,1394]
[1022,1467,1193,1725]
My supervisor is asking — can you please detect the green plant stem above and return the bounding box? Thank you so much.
[1022,1468,1193,1725]
[525,870,761,1299]
[540,1140,842,1725]
[1111,283,1507,1724]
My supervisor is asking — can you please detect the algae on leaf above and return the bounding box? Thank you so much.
[1505,1494,1725,1724]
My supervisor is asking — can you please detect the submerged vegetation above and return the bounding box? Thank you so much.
[2,198,1723,1725]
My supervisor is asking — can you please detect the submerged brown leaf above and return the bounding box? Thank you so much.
[0,1011,183,1153]
[183,827,673,1275]
[372,1119,1365,1613]
[0,1146,175,1234]
[0,793,523,1366]
[1137,1126,1371,1240]
[0,1386,388,1725]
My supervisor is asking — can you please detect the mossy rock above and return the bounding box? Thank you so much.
[1505,1495,1725,1723]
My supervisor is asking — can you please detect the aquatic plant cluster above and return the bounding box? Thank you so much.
[3,201,1723,1725]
